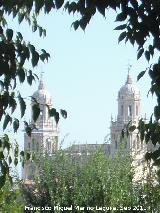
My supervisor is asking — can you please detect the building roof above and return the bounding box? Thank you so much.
[119,73,140,96]
[32,78,52,105]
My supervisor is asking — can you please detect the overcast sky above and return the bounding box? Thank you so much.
[5,9,157,148]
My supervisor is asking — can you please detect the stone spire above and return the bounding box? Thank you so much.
[126,65,132,84]
[38,72,45,90]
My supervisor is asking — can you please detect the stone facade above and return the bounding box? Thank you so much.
[110,72,141,156]
[23,78,58,180]
[110,73,156,182]
[23,73,157,183]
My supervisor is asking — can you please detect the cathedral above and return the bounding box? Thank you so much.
[23,77,58,180]
[23,72,155,182]
[64,72,154,182]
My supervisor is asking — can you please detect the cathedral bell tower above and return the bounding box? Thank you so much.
[110,72,141,156]
[23,76,58,180]
[117,72,140,124]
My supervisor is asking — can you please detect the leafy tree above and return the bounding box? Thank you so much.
[0,178,24,213]
[22,147,160,213]
[0,1,67,188]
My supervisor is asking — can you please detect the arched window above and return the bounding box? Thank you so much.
[124,139,127,149]
[136,105,138,116]
[121,105,123,116]
[28,142,30,150]
[132,140,135,149]
[32,139,35,151]
[115,140,117,149]
[36,142,39,152]
[46,138,51,154]
[128,105,132,116]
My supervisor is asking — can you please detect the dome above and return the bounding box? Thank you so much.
[32,79,52,105]
[119,73,140,96]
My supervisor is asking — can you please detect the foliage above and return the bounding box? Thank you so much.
[0,178,24,213]
[0,134,34,189]
[0,1,67,188]
[22,148,160,212]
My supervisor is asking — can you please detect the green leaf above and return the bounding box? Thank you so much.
[60,109,67,119]
[25,126,32,137]
[13,118,19,133]
[79,19,88,31]
[17,32,23,41]
[28,44,35,53]
[49,107,59,124]
[128,125,136,132]
[18,13,24,24]
[0,151,4,160]
[137,71,146,81]
[17,67,25,83]
[23,46,30,60]
[114,24,126,30]
[154,106,160,121]
[20,151,24,157]
[22,160,25,168]
[145,50,150,62]
[32,23,37,32]
[72,21,79,31]
[9,97,17,114]
[0,175,6,189]
[3,114,12,130]
[96,1,106,16]
[45,0,55,13]
[18,95,26,118]
[26,152,31,161]
[40,50,50,62]
[8,156,12,164]
[137,48,144,60]
[27,70,35,85]
[49,108,57,117]
[43,29,46,37]
[116,12,127,22]
[27,75,33,85]
[35,0,44,14]
[14,157,18,166]
[0,26,3,34]
[39,26,43,37]
[55,0,64,9]
[8,175,13,186]
[6,29,13,41]
[145,152,151,161]
[32,103,40,122]
[32,51,39,67]
[118,32,126,43]
[1,163,7,176]
[130,0,138,9]
[3,135,11,152]
[54,112,59,124]
[149,44,154,56]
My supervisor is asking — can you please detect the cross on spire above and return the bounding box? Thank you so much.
[127,59,132,75]
[126,62,132,84]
